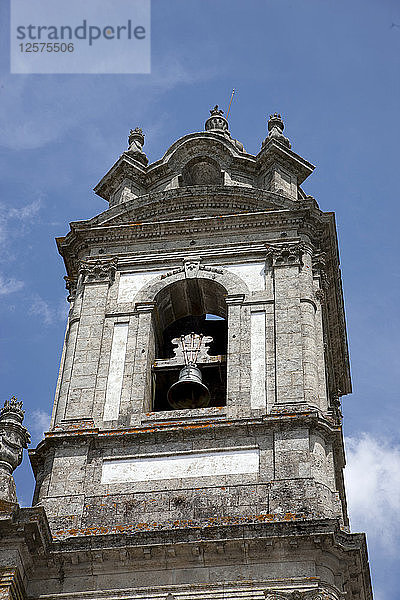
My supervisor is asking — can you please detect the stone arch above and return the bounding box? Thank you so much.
[161,133,240,169]
[132,265,250,417]
[154,278,227,332]
[134,266,249,306]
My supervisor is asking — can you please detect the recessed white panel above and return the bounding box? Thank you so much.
[225,262,265,292]
[101,448,259,484]
[251,310,266,409]
[117,271,165,303]
[103,322,129,421]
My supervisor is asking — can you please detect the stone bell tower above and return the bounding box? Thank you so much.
[1,107,373,600]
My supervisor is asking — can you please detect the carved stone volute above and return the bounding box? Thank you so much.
[79,258,118,286]
[0,397,30,504]
[64,276,77,302]
[266,242,304,267]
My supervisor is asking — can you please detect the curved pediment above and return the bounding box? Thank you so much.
[94,114,314,208]
[88,186,299,228]
[94,132,256,206]
[155,131,251,169]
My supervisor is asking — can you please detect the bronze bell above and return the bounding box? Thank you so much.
[167,364,210,410]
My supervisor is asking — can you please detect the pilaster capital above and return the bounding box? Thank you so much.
[135,301,156,314]
[312,251,329,289]
[266,242,304,267]
[225,293,245,305]
[314,288,325,304]
[79,258,118,285]
[0,568,27,600]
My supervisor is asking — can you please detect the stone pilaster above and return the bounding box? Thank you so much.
[299,246,321,409]
[63,259,117,421]
[268,243,305,406]
[312,253,329,412]
[130,302,156,424]
[226,294,251,418]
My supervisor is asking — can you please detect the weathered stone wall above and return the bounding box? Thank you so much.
[38,222,345,541]
[21,119,370,600]
[32,417,345,538]
[51,243,329,430]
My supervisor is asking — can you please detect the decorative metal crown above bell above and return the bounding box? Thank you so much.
[205,105,229,133]
[167,333,211,410]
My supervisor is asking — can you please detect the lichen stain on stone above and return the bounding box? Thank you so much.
[52,512,307,540]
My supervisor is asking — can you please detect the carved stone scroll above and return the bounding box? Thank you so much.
[266,242,304,267]
[79,258,117,285]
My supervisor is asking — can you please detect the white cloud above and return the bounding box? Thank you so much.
[0,199,41,248]
[0,275,24,296]
[0,58,216,151]
[28,409,51,441]
[29,295,55,325]
[8,199,41,221]
[0,200,41,299]
[345,434,400,555]
[29,294,68,325]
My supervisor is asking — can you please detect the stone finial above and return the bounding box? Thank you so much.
[262,112,291,149]
[205,105,229,133]
[1,397,25,424]
[0,397,30,504]
[210,105,224,117]
[128,127,144,150]
[268,112,284,134]
[126,127,148,166]
[204,104,245,151]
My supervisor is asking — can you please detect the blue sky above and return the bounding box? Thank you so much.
[0,1,399,598]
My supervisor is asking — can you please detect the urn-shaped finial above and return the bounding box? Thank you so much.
[268,112,284,134]
[0,397,30,504]
[205,105,229,133]
[262,112,291,149]
[126,127,148,166]
[0,396,25,425]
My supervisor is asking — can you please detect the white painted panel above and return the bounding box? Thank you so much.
[225,262,265,292]
[250,310,266,409]
[101,448,259,484]
[103,323,129,421]
[117,271,165,303]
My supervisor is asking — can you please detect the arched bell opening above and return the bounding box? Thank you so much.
[152,278,227,412]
